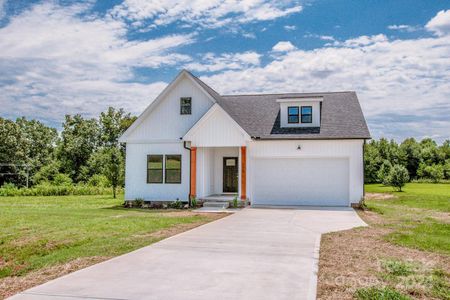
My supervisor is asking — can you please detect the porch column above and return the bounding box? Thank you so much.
[240,146,247,200]
[190,147,197,198]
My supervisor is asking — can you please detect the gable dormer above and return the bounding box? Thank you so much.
[277,97,322,128]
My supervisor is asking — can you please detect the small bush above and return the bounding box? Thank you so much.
[355,287,411,300]
[190,196,197,208]
[233,196,238,208]
[133,198,144,208]
[53,173,73,186]
[168,200,183,209]
[87,174,111,187]
[386,164,409,191]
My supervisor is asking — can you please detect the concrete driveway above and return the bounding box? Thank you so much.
[10,207,366,300]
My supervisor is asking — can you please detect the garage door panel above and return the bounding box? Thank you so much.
[252,158,349,206]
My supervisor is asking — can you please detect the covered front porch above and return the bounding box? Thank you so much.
[182,103,251,203]
[191,146,247,202]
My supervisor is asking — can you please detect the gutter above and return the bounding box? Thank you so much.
[183,140,192,207]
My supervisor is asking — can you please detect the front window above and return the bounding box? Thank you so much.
[301,106,312,123]
[288,106,299,123]
[180,97,191,115]
[165,155,182,183]
[147,155,163,183]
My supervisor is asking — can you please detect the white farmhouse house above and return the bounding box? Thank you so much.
[119,70,371,207]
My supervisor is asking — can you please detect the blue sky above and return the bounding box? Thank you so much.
[0,0,449,142]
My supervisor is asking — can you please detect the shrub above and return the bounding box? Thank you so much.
[355,287,411,300]
[32,161,61,184]
[0,183,120,197]
[417,163,445,183]
[377,160,392,184]
[87,174,111,187]
[168,200,183,209]
[386,164,409,191]
[233,196,238,208]
[133,198,144,208]
[53,173,73,186]
[190,196,197,208]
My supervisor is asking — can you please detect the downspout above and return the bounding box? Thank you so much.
[183,140,192,207]
[363,139,366,197]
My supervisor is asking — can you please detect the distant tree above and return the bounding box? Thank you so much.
[104,147,123,198]
[387,164,409,191]
[417,163,445,183]
[57,114,99,182]
[364,141,382,183]
[399,138,421,179]
[32,160,61,184]
[377,160,392,185]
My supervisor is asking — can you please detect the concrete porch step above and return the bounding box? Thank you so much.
[203,201,230,209]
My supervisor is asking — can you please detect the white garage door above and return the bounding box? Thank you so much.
[252,158,349,206]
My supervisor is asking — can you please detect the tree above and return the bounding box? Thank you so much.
[104,147,123,198]
[399,138,421,179]
[57,114,99,182]
[377,160,392,185]
[364,141,382,183]
[386,164,409,191]
[417,163,444,183]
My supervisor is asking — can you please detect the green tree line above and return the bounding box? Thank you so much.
[364,138,450,185]
[0,107,136,198]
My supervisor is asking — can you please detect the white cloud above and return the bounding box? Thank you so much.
[426,9,450,36]
[304,33,335,41]
[110,0,302,30]
[0,0,6,19]
[201,29,450,141]
[272,41,296,52]
[185,51,261,72]
[0,2,193,124]
[284,25,296,31]
[387,24,420,33]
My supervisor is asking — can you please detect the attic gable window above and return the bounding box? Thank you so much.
[288,106,299,123]
[301,106,312,123]
[180,97,192,115]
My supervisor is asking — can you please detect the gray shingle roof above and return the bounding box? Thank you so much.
[188,71,371,140]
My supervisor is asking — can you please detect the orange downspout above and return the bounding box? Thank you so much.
[240,146,247,200]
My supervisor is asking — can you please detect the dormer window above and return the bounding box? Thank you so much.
[180,97,191,115]
[288,106,299,123]
[301,106,312,123]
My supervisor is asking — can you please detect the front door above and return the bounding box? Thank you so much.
[223,157,238,193]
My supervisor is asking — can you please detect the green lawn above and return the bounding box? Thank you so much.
[0,195,217,279]
[365,183,450,255]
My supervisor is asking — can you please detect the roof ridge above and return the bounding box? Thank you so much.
[220,91,355,97]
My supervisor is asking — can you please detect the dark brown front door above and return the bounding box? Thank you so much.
[223,157,238,193]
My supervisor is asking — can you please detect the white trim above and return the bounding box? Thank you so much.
[126,139,182,144]
[276,98,323,103]
[183,103,251,141]
[119,70,217,143]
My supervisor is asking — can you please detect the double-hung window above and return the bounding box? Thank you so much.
[147,155,163,183]
[301,106,312,123]
[165,155,182,184]
[288,106,299,123]
[180,97,191,115]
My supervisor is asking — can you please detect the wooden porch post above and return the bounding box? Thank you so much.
[190,147,197,198]
[240,146,246,200]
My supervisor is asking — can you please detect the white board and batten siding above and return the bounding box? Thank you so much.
[123,74,215,201]
[248,140,364,206]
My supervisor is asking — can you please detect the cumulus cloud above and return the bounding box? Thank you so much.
[185,51,261,72]
[272,41,296,52]
[0,2,193,125]
[201,30,450,141]
[426,9,450,36]
[110,0,302,30]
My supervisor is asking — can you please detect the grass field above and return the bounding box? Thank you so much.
[0,195,224,298]
[318,183,450,300]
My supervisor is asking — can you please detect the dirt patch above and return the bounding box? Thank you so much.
[0,256,109,299]
[365,193,397,200]
[317,210,450,300]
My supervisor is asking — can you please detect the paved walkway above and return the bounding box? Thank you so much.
[10,207,366,300]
